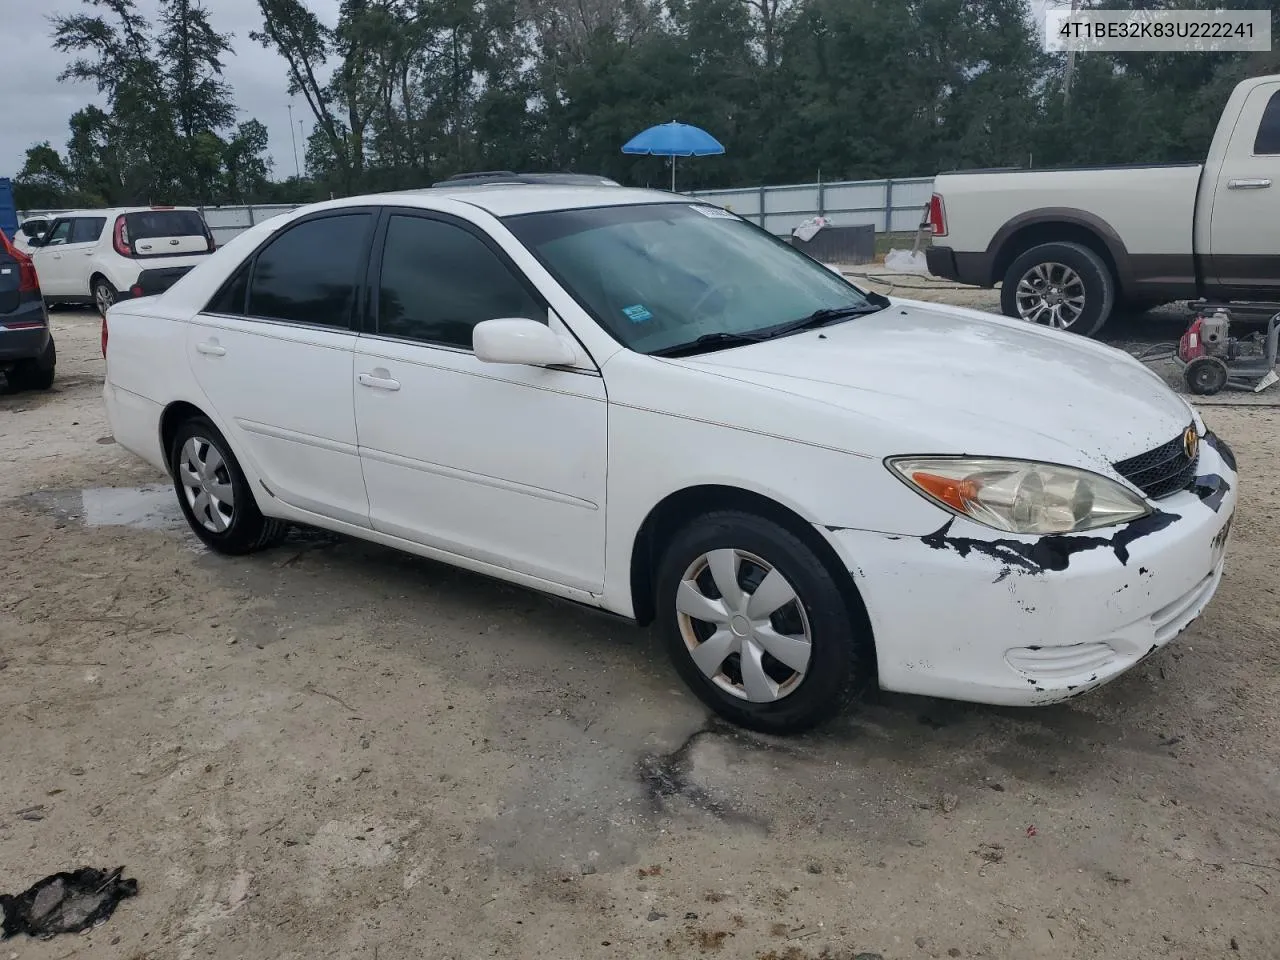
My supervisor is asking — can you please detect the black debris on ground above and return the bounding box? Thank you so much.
[1,866,138,940]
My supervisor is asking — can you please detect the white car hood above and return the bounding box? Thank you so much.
[679,299,1192,469]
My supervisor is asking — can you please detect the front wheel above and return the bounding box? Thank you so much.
[169,416,289,554]
[1001,241,1115,337]
[655,510,871,734]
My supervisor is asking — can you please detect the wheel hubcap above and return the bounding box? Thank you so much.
[179,436,235,533]
[675,548,813,703]
[1015,262,1086,329]
[95,285,114,316]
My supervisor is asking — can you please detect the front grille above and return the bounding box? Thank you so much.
[1113,428,1199,500]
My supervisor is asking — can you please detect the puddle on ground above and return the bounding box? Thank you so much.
[24,485,186,531]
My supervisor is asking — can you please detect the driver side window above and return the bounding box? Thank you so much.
[44,220,73,246]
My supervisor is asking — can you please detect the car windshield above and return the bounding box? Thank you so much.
[504,203,883,355]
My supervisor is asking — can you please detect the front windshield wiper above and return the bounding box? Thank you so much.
[649,299,890,359]
[761,302,889,339]
[649,331,770,358]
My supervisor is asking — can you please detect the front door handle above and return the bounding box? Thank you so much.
[358,372,401,391]
[196,340,226,357]
[1228,178,1272,190]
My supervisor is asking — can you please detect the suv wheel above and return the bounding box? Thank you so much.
[169,416,289,554]
[93,278,117,318]
[655,510,871,734]
[1000,241,1115,337]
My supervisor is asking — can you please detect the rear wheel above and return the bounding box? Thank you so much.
[655,510,870,734]
[1001,241,1115,337]
[169,416,288,554]
[93,277,117,318]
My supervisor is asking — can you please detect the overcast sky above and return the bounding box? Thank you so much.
[3,0,340,180]
[4,0,1055,182]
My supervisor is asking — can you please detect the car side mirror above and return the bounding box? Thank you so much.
[473,318,577,367]
[26,236,44,248]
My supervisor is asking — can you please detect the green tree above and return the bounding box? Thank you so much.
[53,0,179,201]
[254,0,364,192]
[222,120,274,202]
[158,0,238,201]
[13,144,79,210]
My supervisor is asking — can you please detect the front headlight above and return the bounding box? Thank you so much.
[887,457,1150,535]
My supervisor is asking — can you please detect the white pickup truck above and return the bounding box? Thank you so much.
[926,73,1280,336]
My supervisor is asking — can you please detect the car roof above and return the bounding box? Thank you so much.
[48,207,202,218]
[378,184,689,218]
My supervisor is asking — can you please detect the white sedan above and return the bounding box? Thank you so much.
[102,183,1238,733]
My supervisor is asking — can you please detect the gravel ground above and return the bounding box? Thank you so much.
[1,306,1278,960]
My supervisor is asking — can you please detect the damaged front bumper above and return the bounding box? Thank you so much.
[821,434,1238,706]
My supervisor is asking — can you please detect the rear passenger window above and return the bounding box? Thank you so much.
[72,218,106,244]
[245,214,371,328]
[1254,91,1280,154]
[376,214,546,348]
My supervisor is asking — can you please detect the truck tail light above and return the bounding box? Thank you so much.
[927,193,947,238]
[113,215,132,257]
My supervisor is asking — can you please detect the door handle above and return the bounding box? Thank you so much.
[196,341,226,357]
[358,372,401,391]
[1228,178,1272,189]
[83,250,95,256]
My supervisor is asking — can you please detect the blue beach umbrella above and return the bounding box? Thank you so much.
[621,122,725,192]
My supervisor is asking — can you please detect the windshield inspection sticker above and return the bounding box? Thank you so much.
[690,204,738,220]
[623,304,653,323]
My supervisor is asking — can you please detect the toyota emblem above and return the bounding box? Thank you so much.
[1183,426,1199,461]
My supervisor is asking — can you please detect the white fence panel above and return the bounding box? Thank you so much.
[689,175,934,236]
[21,175,936,245]
[201,204,299,246]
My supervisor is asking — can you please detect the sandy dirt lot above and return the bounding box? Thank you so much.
[2,307,1279,960]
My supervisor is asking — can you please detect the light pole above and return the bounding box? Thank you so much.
[287,103,301,179]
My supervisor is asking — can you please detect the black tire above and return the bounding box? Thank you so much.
[169,416,289,555]
[655,509,871,734]
[8,338,55,391]
[92,277,117,318]
[1184,355,1229,396]
[1000,241,1115,338]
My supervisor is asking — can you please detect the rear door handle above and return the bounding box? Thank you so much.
[1228,178,1272,189]
[358,372,401,391]
[196,341,226,357]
